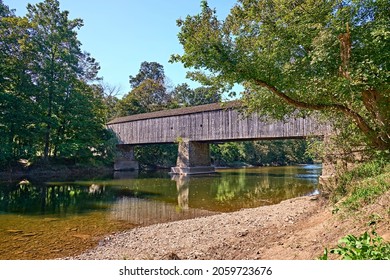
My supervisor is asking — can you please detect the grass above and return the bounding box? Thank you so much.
[320,157,390,260]
[341,172,389,211]
[331,158,390,212]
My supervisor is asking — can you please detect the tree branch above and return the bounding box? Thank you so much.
[252,79,388,149]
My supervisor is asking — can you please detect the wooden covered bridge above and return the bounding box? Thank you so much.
[107,101,332,175]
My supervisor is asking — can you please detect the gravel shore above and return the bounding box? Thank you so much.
[64,188,390,260]
[65,195,325,260]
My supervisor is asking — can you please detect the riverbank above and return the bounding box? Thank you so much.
[65,190,390,260]
[0,165,113,182]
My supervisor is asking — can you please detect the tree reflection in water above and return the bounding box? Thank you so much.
[0,165,321,218]
[0,180,112,215]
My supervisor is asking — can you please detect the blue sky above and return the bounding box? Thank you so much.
[6,0,239,97]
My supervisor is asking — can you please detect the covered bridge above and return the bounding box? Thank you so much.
[107,101,332,175]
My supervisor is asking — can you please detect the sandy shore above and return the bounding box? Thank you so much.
[64,189,389,260]
[65,195,326,260]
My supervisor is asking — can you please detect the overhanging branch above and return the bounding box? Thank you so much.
[252,79,388,149]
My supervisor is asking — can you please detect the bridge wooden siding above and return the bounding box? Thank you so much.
[107,102,331,145]
[107,102,332,174]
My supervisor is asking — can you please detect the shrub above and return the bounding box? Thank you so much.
[320,230,390,260]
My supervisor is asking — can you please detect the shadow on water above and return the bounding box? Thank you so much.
[0,164,321,259]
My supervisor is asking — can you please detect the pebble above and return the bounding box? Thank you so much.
[6,230,23,234]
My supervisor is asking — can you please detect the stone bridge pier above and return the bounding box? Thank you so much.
[170,139,215,175]
[114,144,139,171]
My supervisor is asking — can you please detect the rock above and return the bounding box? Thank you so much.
[236,230,249,237]
[22,233,38,237]
[6,230,23,234]
[72,234,90,240]
[43,218,59,222]
[166,252,180,260]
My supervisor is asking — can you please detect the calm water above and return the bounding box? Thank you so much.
[0,165,321,259]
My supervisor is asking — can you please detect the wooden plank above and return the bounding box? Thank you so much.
[221,110,225,139]
[203,112,209,141]
[228,109,232,139]
[184,115,190,138]
[195,113,202,140]
[161,117,166,142]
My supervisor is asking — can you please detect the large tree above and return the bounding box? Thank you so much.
[171,0,390,151]
[23,0,108,162]
[0,0,115,167]
[0,1,40,165]
[26,0,93,160]
[172,83,221,106]
[129,61,166,88]
[117,61,174,116]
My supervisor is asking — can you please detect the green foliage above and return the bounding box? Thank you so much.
[340,170,389,212]
[172,83,221,106]
[322,158,390,260]
[129,61,166,89]
[135,144,178,169]
[320,230,390,260]
[332,158,389,205]
[117,61,223,120]
[173,0,390,151]
[211,139,313,167]
[116,62,177,118]
[0,0,117,168]
[117,79,175,116]
[211,142,241,166]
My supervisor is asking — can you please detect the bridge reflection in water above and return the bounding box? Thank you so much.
[110,172,218,226]
[0,166,320,226]
[109,166,320,226]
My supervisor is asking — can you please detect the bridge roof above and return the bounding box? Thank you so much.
[107,100,242,125]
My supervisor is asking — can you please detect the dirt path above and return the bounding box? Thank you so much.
[66,191,390,260]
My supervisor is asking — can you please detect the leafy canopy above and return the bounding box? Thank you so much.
[0,0,116,166]
[172,0,390,151]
